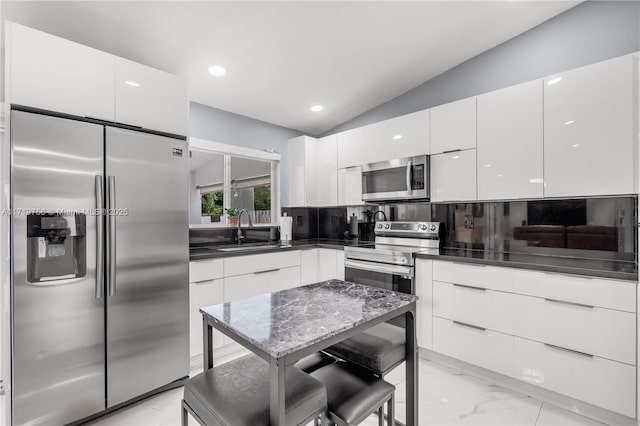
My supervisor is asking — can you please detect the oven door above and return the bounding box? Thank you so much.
[345,259,413,327]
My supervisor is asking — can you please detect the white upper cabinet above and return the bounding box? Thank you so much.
[431,149,476,202]
[9,22,115,121]
[363,109,429,164]
[287,136,337,207]
[337,166,364,206]
[337,128,364,168]
[430,97,476,154]
[312,135,338,206]
[115,58,188,136]
[8,23,188,136]
[477,80,543,200]
[544,55,636,197]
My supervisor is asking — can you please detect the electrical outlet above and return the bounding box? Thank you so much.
[463,215,474,229]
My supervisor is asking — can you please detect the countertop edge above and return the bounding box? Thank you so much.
[414,252,638,282]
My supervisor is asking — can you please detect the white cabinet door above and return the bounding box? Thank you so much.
[363,110,429,164]
[430,97,476,154]
[415,259,433,350]
[311,135,338,206]
[9,23,115,121]
[189,279,224,358]
[544,55,636,197]
[287,136,308,206]
[430,149,476,202]
[224,266,301,301]
[115,58,188,136]
[337,167,364,206]
[477,80,543,200]
[337,128,364,168]
[317,249,338,281]
[300,249,319,285]
[224,250,300,277]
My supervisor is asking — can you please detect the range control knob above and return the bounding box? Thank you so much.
[419,224,427,231]
[430,224,437,231]
[377,224,383,229]
[384,224,391,229]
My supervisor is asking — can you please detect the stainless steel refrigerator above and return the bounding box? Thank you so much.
[11,109,190,425]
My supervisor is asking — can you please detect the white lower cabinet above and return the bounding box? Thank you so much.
[433,281,513,335]
[300,249,320,285]
[415,259,433,349]
[514,337,636,417]
[433,261,514,292]
[433,317,513,377]
[318,249,338,281]
[189,279,224,358]
[514,294,636,365]
[336,251,345,280]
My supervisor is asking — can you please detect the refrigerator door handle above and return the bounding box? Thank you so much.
[107,176,116,297]
[95,175,104,299]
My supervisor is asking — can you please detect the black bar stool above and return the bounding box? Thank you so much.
[310,361,396,426]
[182,354,328,425]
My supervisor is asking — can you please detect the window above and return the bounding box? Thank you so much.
[188,140,280,227]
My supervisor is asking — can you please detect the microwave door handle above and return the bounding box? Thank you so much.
[406,160,413,195]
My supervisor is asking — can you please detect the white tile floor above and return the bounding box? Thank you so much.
[87,357,608,426]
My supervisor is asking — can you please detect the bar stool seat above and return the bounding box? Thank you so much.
[294,352,336,374]
[311,362,395,426]
[182,354,327,426]
[325,323,405,376]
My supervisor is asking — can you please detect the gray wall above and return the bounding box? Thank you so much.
[189,102,302,206]
[324,1,640,135]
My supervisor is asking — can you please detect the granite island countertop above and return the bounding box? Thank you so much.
[415,248,637,281]
[200,280,416,358]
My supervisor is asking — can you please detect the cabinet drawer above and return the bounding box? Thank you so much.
[433,261,514,292]
[514,294,635,365]
[434,281,513,334]
[224,250,300,277]
[513,270,636,313]
[514,337,635,417]
[224,266,301,302]
[189,258,223,283]
[433,317,513,377]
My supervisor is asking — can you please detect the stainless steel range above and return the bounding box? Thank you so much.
[344,221,442,296]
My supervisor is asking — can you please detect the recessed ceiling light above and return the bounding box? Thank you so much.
[564,120,575,125]
[452,155,459,159]
[310,105,324,112]
[125,81,139,87]
[484,164,491,168]
[393,134,403,140]
[208,65,226,77]
[547,77,562,85]
[572,143,581,148]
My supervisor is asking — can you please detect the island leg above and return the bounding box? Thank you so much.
[202,316,214,370]
[270,356,286,426]
[406,309,418,425]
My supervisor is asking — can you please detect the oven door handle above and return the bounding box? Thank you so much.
[345,259,413,277]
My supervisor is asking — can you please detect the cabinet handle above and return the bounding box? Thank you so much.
[543,272,593,280]
[442,149,462,154]
[453,320,486,332]
[254,268,281,275]
[453,283,486,291]
[544,343,593,359]
[452,262,486,268]
[544,298,594,309]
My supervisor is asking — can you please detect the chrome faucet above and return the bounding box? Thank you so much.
[373,210,388,221]
[236,209,253,244]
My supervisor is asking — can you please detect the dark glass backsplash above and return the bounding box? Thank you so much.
[282,196,637,259]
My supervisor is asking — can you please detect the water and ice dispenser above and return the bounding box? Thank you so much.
[26,213,86,283]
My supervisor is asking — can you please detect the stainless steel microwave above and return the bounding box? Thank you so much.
[361,155,429,202]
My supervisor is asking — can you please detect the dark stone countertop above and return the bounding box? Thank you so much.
[414,248,638,281]
[200,280,417,358]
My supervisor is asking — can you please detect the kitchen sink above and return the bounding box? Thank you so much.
[217,244,283,252]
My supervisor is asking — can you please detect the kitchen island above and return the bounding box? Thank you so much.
[199,280,418,425]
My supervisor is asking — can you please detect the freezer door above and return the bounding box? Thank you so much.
[105,127,189,407]
[11,111,106,425]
